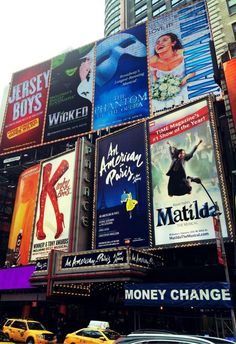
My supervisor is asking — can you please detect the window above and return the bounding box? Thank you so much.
[153,4,166,16]
[136,16,147,24]
[232,22,236,39]
[171,0,184,6]
[135,0,143,3]
[152,0,162,4]
[227,0,236,14]
[135,4,147,15]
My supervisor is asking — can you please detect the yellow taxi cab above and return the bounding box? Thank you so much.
[63,321,120,344]
[0,331,15,344]
[2,319,57,344]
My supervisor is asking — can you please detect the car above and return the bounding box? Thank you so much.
[2,318,57,344]
[0,331,15,344]
[113,332,235,344]
[63,327,121,344]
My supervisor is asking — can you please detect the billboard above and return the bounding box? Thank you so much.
[149,97,232,247]
[223,59,236,130]
[94,122,152,248]
[30,150,76,261]
[0,61,51,153]
[44,43,95,142]
[148,0,220,114]
[5,165,40,266]
[93,24,150,130]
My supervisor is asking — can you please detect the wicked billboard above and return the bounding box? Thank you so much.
[93,122,152,249]
[149,97,233,247]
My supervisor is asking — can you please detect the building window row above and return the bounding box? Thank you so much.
[227,0,236,14]
[105,4,120,19]
[135,16,148,24]
[135,4,147,16]
[105,15,121,31]
[152,4,166,16]
[105,0,119,13]
[171,0,184,6]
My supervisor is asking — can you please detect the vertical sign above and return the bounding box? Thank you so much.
[0,61,51,153]
[223,59,236,131]
[94,123,151,248]
[93,24,150,130]
[149,99,230,247]
[148,0,220,114]
[44,43,95,142]
[6,165,40,266]
[30,150,76,261]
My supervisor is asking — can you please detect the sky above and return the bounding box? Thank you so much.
[0,0,105,126]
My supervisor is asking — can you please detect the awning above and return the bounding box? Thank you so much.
[0,265,36,290]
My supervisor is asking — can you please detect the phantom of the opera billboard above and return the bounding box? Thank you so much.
[148,0,220,114]
[44,43,95,142]
[5,165,40,266]
[149,97,233,247]
[93,24,150,131]
[94,122,152,249]
[30,150,76,261]
[0,61,51,154]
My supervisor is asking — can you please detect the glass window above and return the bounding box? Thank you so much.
[136,16,147,24]
[135,0,143,3]
[227,0,236,14]
[232,22,236,39]
[153,4,166,16]
[135,4,147,15]
[152,0,162,4]
[171,0,184,6]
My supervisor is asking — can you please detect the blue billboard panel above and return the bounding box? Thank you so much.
[148,0,220,114]
[94,123,151,248]
[93,24,150,130]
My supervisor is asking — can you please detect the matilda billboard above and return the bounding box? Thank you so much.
[0,61,50,154]
[149,97,233,247]
[148,0,220,114]
[44,43,94,142]
[93,24,150,130]
[94,122,152,248]
[30,150,76,261]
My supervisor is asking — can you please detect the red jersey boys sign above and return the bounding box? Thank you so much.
[0,60,51,153]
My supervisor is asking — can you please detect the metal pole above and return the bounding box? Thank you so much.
[199,181,236,339]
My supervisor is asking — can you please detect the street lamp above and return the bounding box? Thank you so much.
[190,177,236,339]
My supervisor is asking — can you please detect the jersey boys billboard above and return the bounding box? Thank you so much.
[149,98,232,247]
[93,24,150,130]
[1,61,50,153]
[94,123,152,248]
[148,0,220,114]
[30,150,76,261]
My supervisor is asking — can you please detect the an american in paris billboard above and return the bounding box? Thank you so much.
[44,43,95,142]
[148,0,220,114]
[149,98,233,247]
[30,150,76,261]
[93,24,150,130]
[0,61,51,154]
[223,59,236,131]
[5,165,40,266]
[94,122,152,249]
